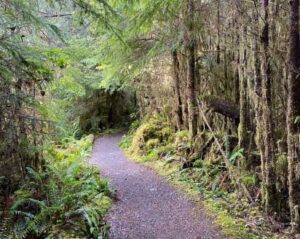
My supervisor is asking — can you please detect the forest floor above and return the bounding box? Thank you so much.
[89,133,225,239]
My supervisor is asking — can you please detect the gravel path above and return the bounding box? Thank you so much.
[90,134,225,239]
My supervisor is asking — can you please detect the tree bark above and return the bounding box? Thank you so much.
[172,50,184,130]
[185,0,197,138]
[260,0,277,213]
[252,0,266,213]
[216,0,221,64]
[287,0,300,232]
[238,26,251,160]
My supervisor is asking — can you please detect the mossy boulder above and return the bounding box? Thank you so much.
[129,116,175,156]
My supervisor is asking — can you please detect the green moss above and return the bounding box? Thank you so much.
[275,153,288,192]
[241,174,256,188]
[94,194,112,214]
[127,116,174,157]
[158,127,175,142]
[119,120,140,150]
[193,159,203,168]
[204,199,258,239]
[156,144,176,156]
[145,151,159,161]
[129,119,140,131]
[119,134,134,149]
[275,153,288,174]
[146,138,160,150]
[175,130,189,145]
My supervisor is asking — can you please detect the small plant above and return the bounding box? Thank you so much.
[228,147,244,165]
[294,116,300,124]
[119,120,140,150]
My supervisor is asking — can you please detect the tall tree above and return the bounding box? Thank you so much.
[260,0,277,213]
[287,0,300,232]
[185,0,197,138]
[172,50,184,129]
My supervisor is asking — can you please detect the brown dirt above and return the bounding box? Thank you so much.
[90,134,225,239]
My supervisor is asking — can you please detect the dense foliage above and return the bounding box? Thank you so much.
[0,1,117,238]
[0,0,57,183]
[1,135,111,239]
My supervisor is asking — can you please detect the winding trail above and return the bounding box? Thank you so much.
[90,134,224,239]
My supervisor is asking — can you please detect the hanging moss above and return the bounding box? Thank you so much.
[275,153,288,175]
[275,153,288,192]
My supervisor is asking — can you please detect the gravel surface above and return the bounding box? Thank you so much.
[90,134,225,239]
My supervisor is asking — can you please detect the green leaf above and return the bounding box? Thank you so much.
[294,116,300,124]
[228,148,244,164]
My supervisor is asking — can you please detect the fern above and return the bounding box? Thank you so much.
[6,135,112,239]
[294,116,300,124]
[228,147,244,165]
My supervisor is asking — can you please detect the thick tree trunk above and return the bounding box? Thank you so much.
[177,53,190,130]
[287,0,300,232]
[252,1,267,213]
[185,0,197,138]
[172,50,184,130]
[260,0,277,213]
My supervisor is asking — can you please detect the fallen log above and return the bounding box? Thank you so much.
[203,97,240,123]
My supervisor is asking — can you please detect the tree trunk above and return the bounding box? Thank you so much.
[252,1,266,210]
[238,26,251,163]
[216,0,221,64]
[172,50,184,130]
[287,0,300,232]
[260,0,277,213]
[185,0,197,138]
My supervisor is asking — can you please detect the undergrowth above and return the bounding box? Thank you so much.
[0,135,111,239]
[120,117,292,239]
